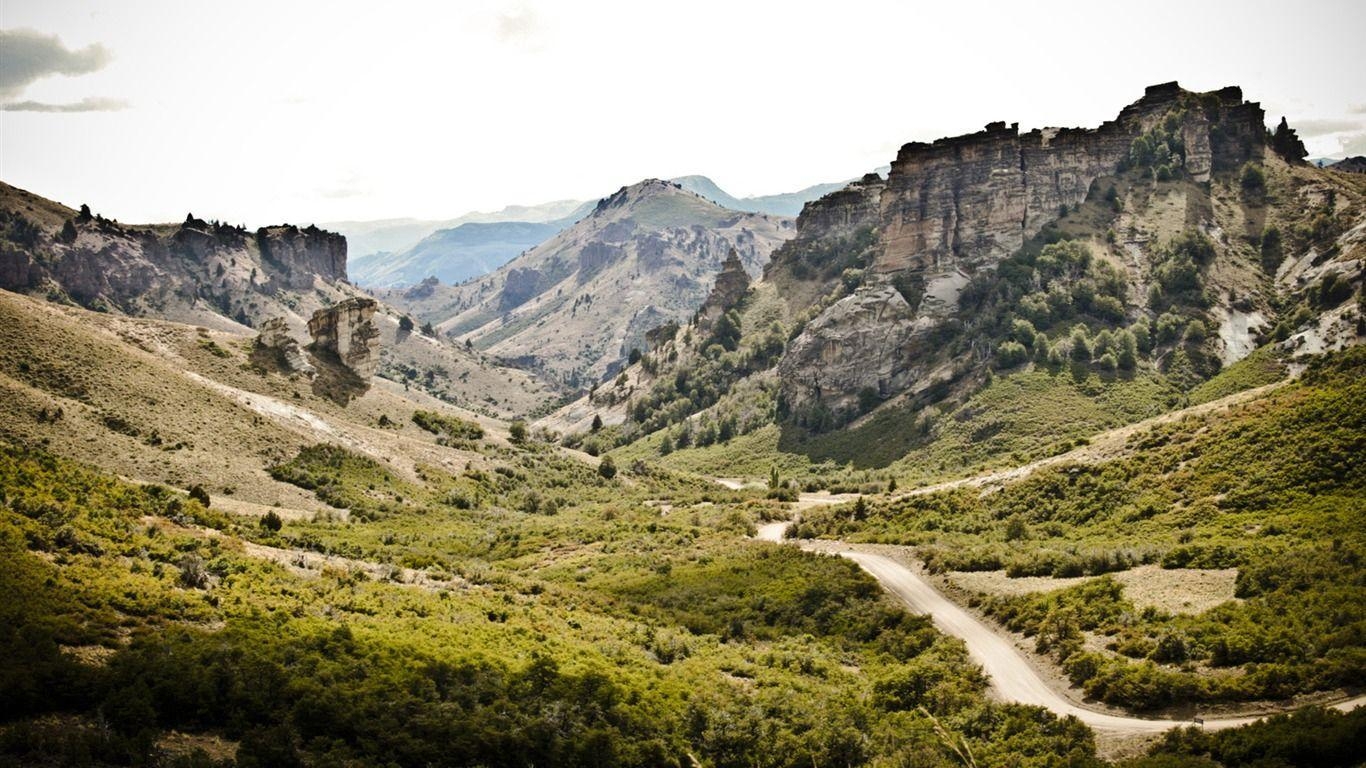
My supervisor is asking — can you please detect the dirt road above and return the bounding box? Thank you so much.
[754,521,1365,734]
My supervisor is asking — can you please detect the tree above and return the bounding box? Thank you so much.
[188,484,211,507]
[399,315,415,333]
[597,454,617,480]
[260,510,283,532]
[591,413,603,432]
[1069,326,1092,362]
[628,347,642,365]
[421,321,436,337]
[78,203,93,222]
[509,420,528,443]
[59,218,78,244]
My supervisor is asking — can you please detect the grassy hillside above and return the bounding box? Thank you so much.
[796,347,1366,710]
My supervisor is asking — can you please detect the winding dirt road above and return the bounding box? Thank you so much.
[754,518,1365,734]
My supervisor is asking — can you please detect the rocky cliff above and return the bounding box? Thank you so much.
[777,83,1339,417]
[0,183,353,332]
[308,297,381,380]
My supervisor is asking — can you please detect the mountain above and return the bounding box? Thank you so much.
[671,174,865,217]
[350,203,594,288]
[350,174,856,289]
[1330,156,1366,173]
[325,197,593,264]
[555,82,1364,480]
[380,179,795,388]
[0,182,553,418]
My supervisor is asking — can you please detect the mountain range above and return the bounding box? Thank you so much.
[1,79,1364,768]
[344,174,866,289]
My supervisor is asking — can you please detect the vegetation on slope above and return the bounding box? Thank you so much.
[796,347,1366,710]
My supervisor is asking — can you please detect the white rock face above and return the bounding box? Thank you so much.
[307,297,381,380]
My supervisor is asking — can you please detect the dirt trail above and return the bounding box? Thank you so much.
[753,521,1365,734]
[898,379,1290,498]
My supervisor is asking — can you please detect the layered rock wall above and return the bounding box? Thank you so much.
[258,225,348,289]
[307,297,380,380]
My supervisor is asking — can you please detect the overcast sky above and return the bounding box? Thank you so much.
[1,0,1364,226]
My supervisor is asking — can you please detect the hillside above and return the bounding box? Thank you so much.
[384,179,795,388]
[562,83,1364,491]
[0,182,553,418]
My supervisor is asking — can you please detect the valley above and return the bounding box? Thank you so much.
[1,75,1364,768]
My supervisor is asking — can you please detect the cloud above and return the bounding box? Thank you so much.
[1,96,128,112]
[0,28,112,99]
[1340,131,1366,157]
[1294,118,1365,137]
[496,7,544,47]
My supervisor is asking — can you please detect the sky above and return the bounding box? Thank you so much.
[1,0,1364,227]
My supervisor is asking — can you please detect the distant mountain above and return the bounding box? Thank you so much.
[379,179,795,387]
[324,198,592,264]
[1329,156,1366,173]
[670,174,876,217]
[351,203,593,288]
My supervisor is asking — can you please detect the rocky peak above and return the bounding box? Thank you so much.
[696,249,751,332]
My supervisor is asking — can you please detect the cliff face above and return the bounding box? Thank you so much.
[0,183,353,332]
[258,225,348,289]
[308,297,381,380]
[780,83,1273,415]
[875,83,1263,276]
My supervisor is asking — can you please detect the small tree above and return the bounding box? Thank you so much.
[60,219,78,244]
[590,413,603,432]
[509,420,528,443]
[399,315,415,333]
[188,484,211,508]
[260,510,284,532]
[597,454,617,480]
[420,322,436,337]
[78,204,93,222]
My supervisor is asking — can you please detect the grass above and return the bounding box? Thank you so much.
[796,346,1366,710]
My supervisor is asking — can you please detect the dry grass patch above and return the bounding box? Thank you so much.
[949,564,1238,616]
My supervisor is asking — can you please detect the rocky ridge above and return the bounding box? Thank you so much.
[777,82,1305,415]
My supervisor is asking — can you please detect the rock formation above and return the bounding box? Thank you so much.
[696,249,751,332]
[780,83,1272,415]
[258,225,348,289]
[0,182,354,331]
[307,297,381,381]
[252,317,314,375]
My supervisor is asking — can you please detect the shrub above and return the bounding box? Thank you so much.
[260,511,284,532]
[597,455,617,480]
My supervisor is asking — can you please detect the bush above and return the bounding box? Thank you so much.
[597,455,617,480]
[260,511,283,532]
[1240,163,1266,194]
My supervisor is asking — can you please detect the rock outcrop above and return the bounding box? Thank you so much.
[781,83,1272,415]
[252,317,314,375]
[307,297,381,381]
[778,284,931,415]
[696,249,751,332]
[0,182,354,331]
[258,225,348,289]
